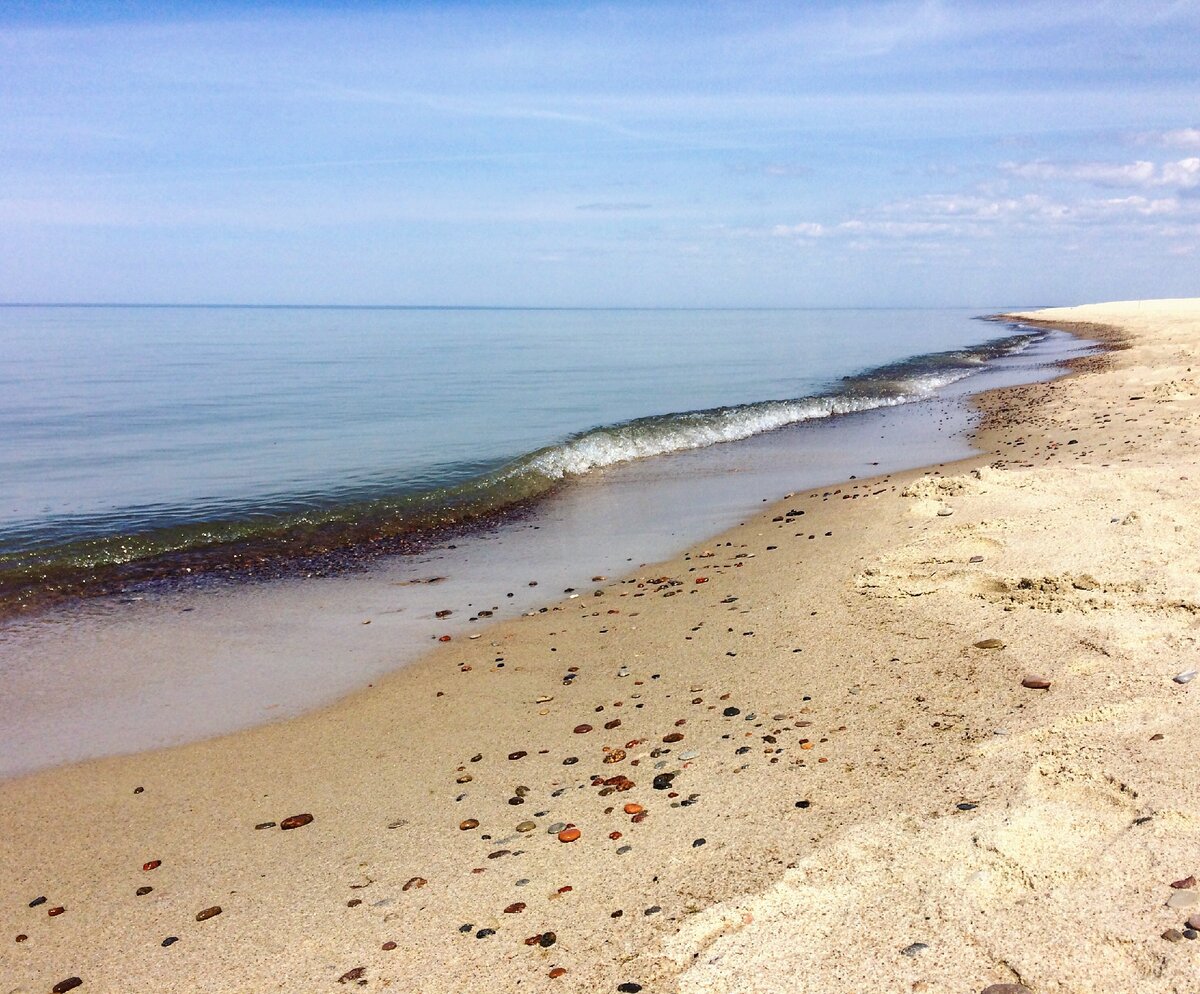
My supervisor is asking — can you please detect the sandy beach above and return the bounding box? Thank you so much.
[3,298,1199,994]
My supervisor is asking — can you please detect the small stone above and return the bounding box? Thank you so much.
[460,819,480,830]
[29,896,46,907]
[652,773,676,790]
[956,802,978,811]
[936,507,953,516]
[136,886,153,896]
[540,931,557,947]
[1173,670,1197,684]
[508,750,527,760]
[692,838,706,848]
[1162,928,1184,942]
[548,822,567,834]
[623,803,644,815]
[795,800,811,809]
[1185,929,1199,940]
[1021,675,1052,690]
[505,902,526,913]
[663,732,684,743]
[338,967,366,983]
[48,907,65,917]
[722,707,740,717]
[254,821,276,830]
[969,555,984,563]
[476,928,496,938]
[516,821,536,833]
[901,942,928,956]
[382,941,397,950]
[1167,890,1198,909]
[549,967,567,978]
[558,828,581,843]
[142,860,161,871]
[574,724,593,734]
[973,639,1005,649]
[1170,875,1197,889]
[1187,913,1200,930]
[52,980,83,994]
[403,877,428,891]
[280,813,314,830]
[161,936,178,947]
[618,983,643,992]
[195,906,222,922]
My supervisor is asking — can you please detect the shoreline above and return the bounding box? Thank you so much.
[4,299,1199,993]
[0,326,1091,781]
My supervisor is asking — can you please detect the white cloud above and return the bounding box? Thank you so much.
[771,222,826,238]
[1002,157,1199,190]
[1138,127,1200,149]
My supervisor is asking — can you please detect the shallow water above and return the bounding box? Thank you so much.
[0,306,1038,611]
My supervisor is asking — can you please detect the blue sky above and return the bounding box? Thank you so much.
[1,1,1198,306]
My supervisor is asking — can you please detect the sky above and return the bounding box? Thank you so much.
[1,0,1198,307]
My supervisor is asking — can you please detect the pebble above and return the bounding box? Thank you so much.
[460,819,480,830]
[142,860,161,871]
[280,813,314,830]
[1170,875,1196,889]
[254,821,276,830]
[549,967,567,978]
[516,821,537,833]
[195,906,222,922]
[956,802,978,811]
[539,931,557,947]
[382,941,397,950]
[548,822,567,834]
[557,828,581,843]
[161,936,178,947]
[973,638,1005,649]
[476,928,496,939]
[618,984,643,993]
[1187,913,1200,930]
[616,845,632,855]
[29,896,46,907]
[136,886,153,896]
[680,750,699,760]
[52,981,83,994]
[692,838,706,848]
[1173,670,1197,684]
[505,902,526,913]
[1167,890,1198,909]
[1162,928,1184,942]
[48,906,65,917]
[652,773,676,790]
[1186,929,1199,940]
[663,732,684,743]
[574,724,593,734]
[901,942,928,956]
[722,707,740,717]
[623,803,644,815]
[403,877,428,891]
[1021,675,1052,690]
[338,967,366,983]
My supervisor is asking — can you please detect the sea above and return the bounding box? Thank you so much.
[0,305,1095,776]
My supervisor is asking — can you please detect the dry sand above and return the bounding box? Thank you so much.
[3,298,1199,994]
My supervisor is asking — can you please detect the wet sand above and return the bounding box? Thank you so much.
[2,299,1199,993]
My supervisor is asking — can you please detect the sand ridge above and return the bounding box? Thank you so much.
[2,299,1199,993]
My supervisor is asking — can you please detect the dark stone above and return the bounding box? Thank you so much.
[539,931,557,947]
[52,978,83,993]
[29,896,46,907]
[692,838,706,848]
[195,906,222,922]
[136,886,153,896]
[795,800,811,809]
[280,813,314,830]
[956,802,978,811]
[161,936,178,947]
[618,984,643,993]
[723,707,740,717]
[254,821,276,830]
[652,773,675,790]
[476,928,496,938]
[338,967,366,983]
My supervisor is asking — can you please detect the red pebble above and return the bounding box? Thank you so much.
[143,860,161,871]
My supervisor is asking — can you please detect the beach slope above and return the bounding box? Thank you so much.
[2,299,1199,994]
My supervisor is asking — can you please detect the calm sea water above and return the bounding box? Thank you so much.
[0,306,1036,611]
